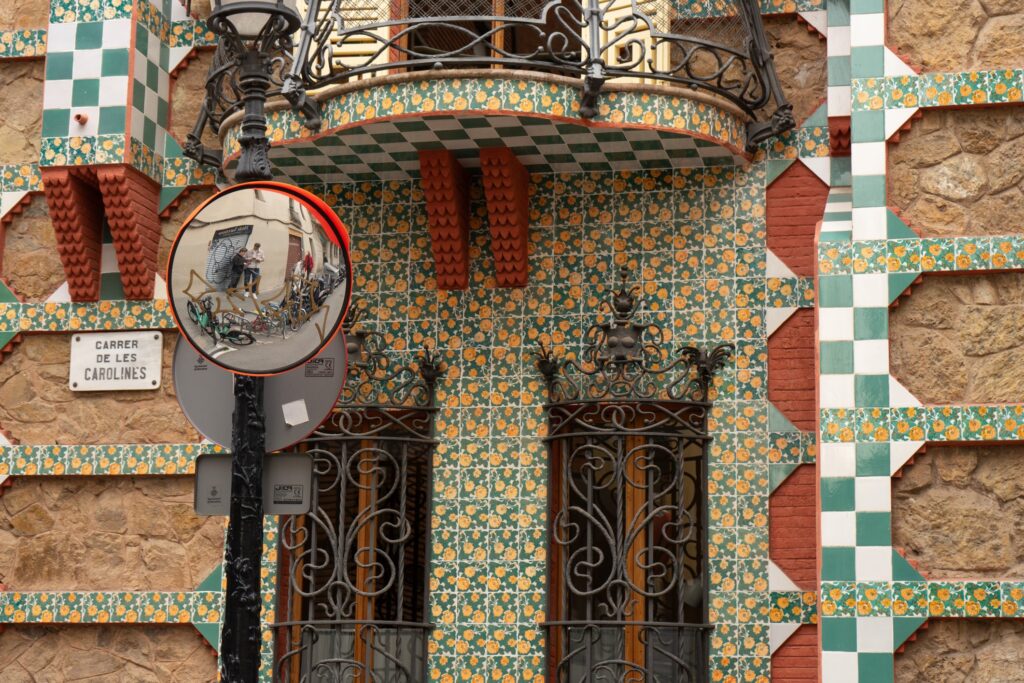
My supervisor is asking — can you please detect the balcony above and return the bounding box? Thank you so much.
[197,0,795,183]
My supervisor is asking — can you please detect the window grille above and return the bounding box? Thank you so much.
[274,305,443,682]
[536,269,731,683]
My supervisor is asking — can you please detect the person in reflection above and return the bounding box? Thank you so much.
[230,247,247,291]
[302,250,314,278]
[243,242,265,296]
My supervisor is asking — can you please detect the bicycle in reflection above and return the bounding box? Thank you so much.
[186,296,256,347]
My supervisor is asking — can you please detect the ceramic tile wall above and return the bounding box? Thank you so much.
[818,0,1024,680]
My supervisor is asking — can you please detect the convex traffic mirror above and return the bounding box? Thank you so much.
[167,181,352,375]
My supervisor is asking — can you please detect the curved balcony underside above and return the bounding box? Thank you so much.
[222,72,750,183]
[282,0,793,138]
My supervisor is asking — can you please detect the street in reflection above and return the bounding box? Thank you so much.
[168,185,349,374]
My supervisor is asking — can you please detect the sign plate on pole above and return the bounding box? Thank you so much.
[194,452,315,516]
[173,334,346,452]
[69,331,163,391]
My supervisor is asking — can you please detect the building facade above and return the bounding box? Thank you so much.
[0,0,1021,681]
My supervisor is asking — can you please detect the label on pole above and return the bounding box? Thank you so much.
[69,331,163,391]
[194,452,315,516]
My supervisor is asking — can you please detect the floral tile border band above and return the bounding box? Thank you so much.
[0,590,222,625]
[0,442,216,476]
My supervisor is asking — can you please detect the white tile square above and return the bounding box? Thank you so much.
[820,443,856,477]
[130,107,146,140]
[853,339,889,374]
[852,273,888,308]
[856,547,893,581]
[69,106,99,136]
[100,243,119,272]
[102,18,133,48]
[884,47,916,77]
[828,86,852,117]
[827,26,851,56]
[820,374,856,408]
[851,141,886,176]
[850,13,885,47]
[821,511,856,546]
[99,75,130,107]
[855,476,891,512]
[144,87,158,120]
[72,49,103,79]
[852,206,887,240]
[856,616,894,652]
[821,652,858,683]
[47,22,78,52]
[43,81,73,110]
[819,308,854,341]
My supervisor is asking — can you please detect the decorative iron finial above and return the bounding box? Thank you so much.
[418,343,444,386]
[536,270,733,403]
[535,340,561,385]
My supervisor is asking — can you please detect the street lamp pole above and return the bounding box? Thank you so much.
[199,2,302,680]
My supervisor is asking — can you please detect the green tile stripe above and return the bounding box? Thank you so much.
[819,235,1024,275]
[770,590,819,624]
[0,300,175,333]
[766,113,830,161]
[0,590,222,624]
[820,581,1024,619]
[258,523,279,681]
[0,442,215,476]
[0,29,46,59]
[821,404,1024,444]
[769,276,817,308]
[1,163,42,193]
[852,69,1024,112]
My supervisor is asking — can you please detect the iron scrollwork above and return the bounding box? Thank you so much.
[283,0,793,148]
[274,304,441,682]
[538,270,730,683]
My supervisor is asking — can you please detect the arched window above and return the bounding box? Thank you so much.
[538,270,731,683]
[274,306,443,682]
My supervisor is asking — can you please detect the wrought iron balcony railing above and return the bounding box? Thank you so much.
[185,0,794,166]
[279,0,793,148]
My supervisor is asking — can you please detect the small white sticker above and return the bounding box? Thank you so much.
[282,399,309,427]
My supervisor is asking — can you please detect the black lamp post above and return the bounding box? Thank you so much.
[200,2,300,681]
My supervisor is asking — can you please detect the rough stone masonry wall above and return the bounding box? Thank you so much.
[888,0,1024,71]
[888,108,1024,236]
[0,477,224,591]
[0,333,198,444]
[0,59,43,166]
[896,619,1024,682]
[764,16,827,124]
[0,625,217,682]
[889,272,1024,404]
[893,445,1024,579]
[0,43,220,677]
[3,198,66,300]
[0,0,47,31]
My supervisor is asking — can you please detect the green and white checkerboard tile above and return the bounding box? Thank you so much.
[239,114,744,184]
[41,18,133,150]
[820,1,1024,674]
[130,8,171,180]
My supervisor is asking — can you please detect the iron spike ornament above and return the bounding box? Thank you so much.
[537,267,733,403]
[166,181,352,376]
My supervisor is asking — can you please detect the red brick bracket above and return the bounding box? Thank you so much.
[419,150,471,290]
[41,168,105,302]
[97,166,161,300]
[480,147,530,288]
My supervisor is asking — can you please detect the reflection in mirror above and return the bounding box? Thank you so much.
[168,184,350,375]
